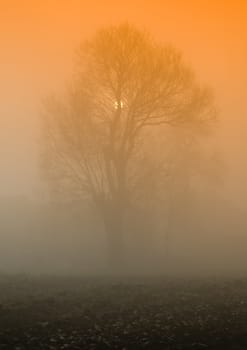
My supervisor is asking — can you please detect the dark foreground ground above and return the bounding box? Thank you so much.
[0,275,247,349]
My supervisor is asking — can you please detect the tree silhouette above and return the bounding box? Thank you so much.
[42,23,216,268]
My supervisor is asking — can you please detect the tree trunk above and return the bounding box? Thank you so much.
[103,202,125,272]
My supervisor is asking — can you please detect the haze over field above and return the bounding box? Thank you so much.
[0,0,247,275]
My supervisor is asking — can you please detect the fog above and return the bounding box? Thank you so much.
[0,1,247,277]
[1,185,246,276]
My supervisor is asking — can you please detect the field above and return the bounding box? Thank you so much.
[0,275,247,349]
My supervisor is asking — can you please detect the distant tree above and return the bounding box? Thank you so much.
[41,23,216,269]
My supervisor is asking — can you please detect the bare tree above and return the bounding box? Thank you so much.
[41,23,216,268]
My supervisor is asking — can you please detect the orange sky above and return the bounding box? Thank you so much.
[0,0,246,200]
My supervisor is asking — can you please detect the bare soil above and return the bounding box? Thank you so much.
[0,275,247,349]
